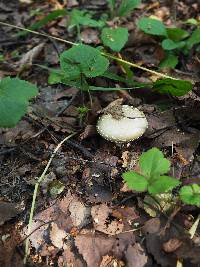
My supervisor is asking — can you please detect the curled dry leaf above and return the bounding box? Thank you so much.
[162,238,183,253]
[17,43,45,71]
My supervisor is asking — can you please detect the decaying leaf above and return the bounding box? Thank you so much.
[0,201,22,225]
[91,204,124,235]
[125,243,148,267]
[69,199,91,228]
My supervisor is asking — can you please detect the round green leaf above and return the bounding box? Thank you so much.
[137,17,167,37]
[166,28,189,41]
[148,175,180,195]
[162,39,185,50]
[186,28,200,49]
[101,27,128,52]
[0,77,38,128]
[122,171,148,192]
[60,44,109,79]
[179,184,200,206]
[159,53,178,68]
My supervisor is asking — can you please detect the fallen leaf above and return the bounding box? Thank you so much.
[125,243,148,267]
[163,238,183,253]
[17,43,45,71]
[91,204,124,235]
[0,201,22,225]
[69,199,91,228]
[100,255,125,267]
[81,28,100,44]
[75,233,115,267]
[50,222,67,249]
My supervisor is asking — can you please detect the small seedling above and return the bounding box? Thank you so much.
[107,0,141,18]
[68,9,105,39]
[138,17,200,68]
[179,184,200,206]
[123,148,180,195]
[77,105,90,124]
[123,148,200,207]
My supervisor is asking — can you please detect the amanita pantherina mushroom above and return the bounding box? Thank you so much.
[97,99,148,142]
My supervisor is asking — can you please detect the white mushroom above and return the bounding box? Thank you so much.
[97,102,148,143]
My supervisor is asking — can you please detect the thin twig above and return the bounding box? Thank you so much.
[0,21,176,80]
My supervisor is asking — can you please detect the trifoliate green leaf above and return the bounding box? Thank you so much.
[179,184,200,206]
[60,44,109,79]
[153,78,192,96]
[122,171,148,192]
[101,27,128,52]
[148,175,180,195]
[137,17,168,37]
[139,148,170,178]
[0,77,38,128]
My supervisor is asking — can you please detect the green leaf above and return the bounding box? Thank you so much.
[179,184,200,206]
[118,0,141,17]
[122,171,148,192]
[159,53,178,68]
[153,78,192,96]
[0,77,38,127]
[107,0,116,12]
[69,9,105,29]
[48,70,65,84]
[101,27,128,52]
[148,176,180,195]
[49,180,65,197]
[184,18,199,26]
[162,39,185,50]
[60,44,109,79]
[166,28,189,41]
[186,28,200,49]
[137,17,167,37]
[17,9,67,36]
[139,148,170,178]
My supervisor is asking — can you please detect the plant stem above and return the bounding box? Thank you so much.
[24,132,76,263]
[102,52,177,80]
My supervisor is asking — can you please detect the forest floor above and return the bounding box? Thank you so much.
[0,0,200,266]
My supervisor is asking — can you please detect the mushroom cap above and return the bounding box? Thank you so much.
[97,105,148,142]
